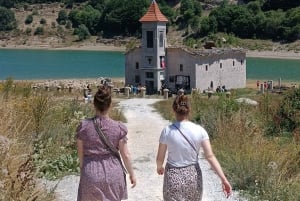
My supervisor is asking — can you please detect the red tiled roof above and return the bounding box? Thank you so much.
[139,0,168,22]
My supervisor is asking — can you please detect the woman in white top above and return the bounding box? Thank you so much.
[156,95,232,201]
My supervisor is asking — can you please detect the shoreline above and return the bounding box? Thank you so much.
[0,44,126,52]
[1,44,300,60]
[246,50,300,60]
[4,78,299,90]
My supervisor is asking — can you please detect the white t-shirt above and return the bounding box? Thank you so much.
[159,121,209,167]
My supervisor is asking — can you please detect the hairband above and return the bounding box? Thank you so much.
[179,101,187,106]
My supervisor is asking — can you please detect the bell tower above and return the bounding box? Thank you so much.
[139,0,168,94]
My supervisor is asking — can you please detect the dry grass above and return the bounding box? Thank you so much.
[0,95,55,201]
[0,79,128,200]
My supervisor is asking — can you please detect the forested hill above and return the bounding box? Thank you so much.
[0,0,300,49]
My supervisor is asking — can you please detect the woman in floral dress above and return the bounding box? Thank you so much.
[76,86,136,201]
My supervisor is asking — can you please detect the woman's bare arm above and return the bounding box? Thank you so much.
[119,140,136,188]
[201,139,232,197]
[156,143,167,175]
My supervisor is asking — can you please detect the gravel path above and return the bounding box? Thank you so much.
[42,98,246,201]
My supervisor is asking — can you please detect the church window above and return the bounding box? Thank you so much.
[147,31,154,48]
[146,72,154,78]
[159,31,164,47]
[205,65,208,71]
[241,60,244,65]
[135,75,140,83]
[220,63,222,69]
[135,62,139,69]
[233,60,235,66]
[179,64,183,72]
[146,56,153,65]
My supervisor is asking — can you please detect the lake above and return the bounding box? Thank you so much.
[0,49,300,81]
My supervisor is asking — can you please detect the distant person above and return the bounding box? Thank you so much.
[76,86,136,201]
[156,95,232,201]
[264,81,267,89]
[87,84,92,103]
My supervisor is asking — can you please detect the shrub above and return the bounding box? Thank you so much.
[51,21,56,29]
[57,10,68,25]
[40,18,46,25]
[74,24,91,41]
[25,27,32,35]
[0,90,55,200]
[25,14,33,25]
[34,26,44,35]
[1,77,14,100]
[65,20,71,29]
[32,9,38,15]
[0,7,17,31]
[265,88,300,137]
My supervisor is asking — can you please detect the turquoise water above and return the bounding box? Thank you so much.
[0,49,125,80]
[247,57,300,81]
[0,49,300,81]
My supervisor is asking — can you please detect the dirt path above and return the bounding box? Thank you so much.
[43,98,246,201]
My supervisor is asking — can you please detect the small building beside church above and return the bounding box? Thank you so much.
[125,0,246,95]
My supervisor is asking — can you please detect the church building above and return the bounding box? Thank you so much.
[125,0,246,95]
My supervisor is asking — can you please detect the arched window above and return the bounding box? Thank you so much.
[159,31,164,47]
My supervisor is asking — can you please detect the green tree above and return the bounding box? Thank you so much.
[260,10,285,40]
[180,0,194,15]
[57,9,68,25]
[199,16,218,36]
[199,16,210,36]
[246,1,262,15]
[68,5,101,34]
[282,7,300,41]
[190,15,201,34]
[0,0,15,8]
[263,0,300,11]
[74,24,90,41]
[101,0,149,36]
[0,6,16,31]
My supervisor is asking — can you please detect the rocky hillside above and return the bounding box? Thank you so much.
[1,0,299,52]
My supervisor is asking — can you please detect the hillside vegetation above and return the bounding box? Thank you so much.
[0,0,300,50]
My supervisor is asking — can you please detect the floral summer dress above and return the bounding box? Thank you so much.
[76,116,128,201]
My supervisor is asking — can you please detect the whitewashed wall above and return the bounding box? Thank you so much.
[125,48,142,86]
[166,47,246,92]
